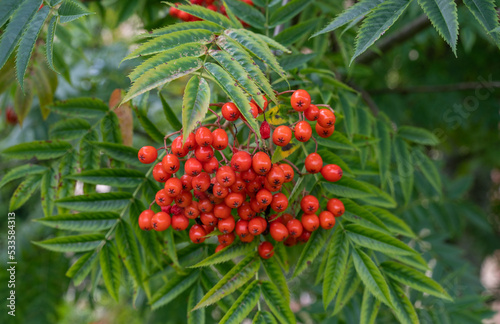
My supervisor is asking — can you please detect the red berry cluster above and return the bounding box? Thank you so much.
[5,107,18,125]
[136,89,344,259]
[169,0,254,22]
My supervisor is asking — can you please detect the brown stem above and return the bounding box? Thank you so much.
[209,103,224,107]
[283,158,303,176]
[311,136,318,153]
[208,107,221,126]
[149,200,156,209]
[277,90,295,96]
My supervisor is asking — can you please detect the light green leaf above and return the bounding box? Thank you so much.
[332,258,361,315]
[100,241,121,301]
[93,142,142,167]
[182,76,211,141]
[123,56,203,103]
[188,282,205,324]
[151,271,200,309]
[351,0,411,64]
[49,97,109,117]
[364,206,416,238]
[323,227,349,309]
[352,248,392,306]
[33,234,105,252]
[171,3,236,29]
[256,34,291,54]
[275,19,319,46]
[397,126,440,145]
[0,164,47,188]
[262,257,289,304]
[293,229,329,278]
[388,280,420,324]
[46,15,59,73]
[67,169,144,188]
[360,289,381,324]
[393,135,414,204]
[0,0,41,70]
[66,251,99,285]
[216,35,277,105]
[381,261,452,301]
[341,199,389,232]
[315,132,357,150]
[190,241,257,268]
[55,192,133,212]
[16,5,50,90]
[80,130,100,174]
[143,21,224,38]
[346,224,417,256]
[321,178,373,199]
[9,174,42,211]
[269,0,314,27]
[414,149,442,193]
[41,167,57,217]
[261,281,296,324]
[49,118,91,140]
[463,0,500,44]
[417,0,458,55]
[204,62,261,140]
[194,254,259,309]
[58,0,92,23]
[3,140,72,160]
[224,0,265,28]
[219,281,260,324]
[375,119,391,188]
[35,212,119,231]
[311,0,384,37]
[114,221,143,285]
[252,311,278,324]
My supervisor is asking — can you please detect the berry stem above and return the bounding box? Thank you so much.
[209,103,224,107]
[311,136,318,153]
[149,200,156,209]
[207,107,221,127]
[219,150,229,164]
[316,104,335,113]
[277,90,295,96]
[282,158,304,176]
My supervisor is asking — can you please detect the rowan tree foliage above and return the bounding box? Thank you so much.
[0,0,499,323]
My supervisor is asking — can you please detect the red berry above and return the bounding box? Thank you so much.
[171,136,189,157]
[215,244,227,253]
[218,216,235,233]
[321,164,343,182]
[184,133,197,150]
[317,109,336,128]
[279,164,294,182]
[240,233,255,243]
[218,232,235,245]
[216,166,236,187]
[162,154,180,174]
[256,189,273,206]
[151,212,171,231]
[286,219,303,238]
[258,241,274,259]
[175,191,193,207]
[305,153,323,174]
[327,198,345,217]
[138,210,154,230]
[300,195,319,213]
[235,219,250,237]
[294,121,312,142]
[271,193,288,212]
[172,214,190,231]
[224,192,244,209]
[302,214,320,232]
[212,128,228,150]
[156,189,173,206]
[252,152,272,175]
[213,203,232,219]
[202,157,219,174]
[161,205,172,214]
[138,146,157,164]
[282,213,293,224]
[195,127,213,147]
[230,177,246,193]
[304,104,319,121]
[248,217,266,235]
[185,158,203,176]
[200,212,218,226]
[249,102,259,118]
[240,167,257,182]
[192,172,211,192]
[180,174,193,191]
[198,199,214,213]
[164,178,183,197]
[266,164,285,186]
[270,222,289,242]
[184,203,200,219]
[297,230,311,243]
[207,4,218,11]
[231,151,252,172]
[153,163,171,182]
[6,107,18,125]
[272,125,292,147]
[194,145,214,162]
[237,202,255,220]
[291,89,311,112]
[260,121,271,139]
[169,5,179,17]
[189,224,206,243]
[222,102,240,121]
[315,123,335,138]
[213,183,229,198]
[319,211,336,229]
[284,236,297,246]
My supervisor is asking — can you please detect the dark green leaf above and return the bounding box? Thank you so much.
[49,98,109,118]
[114,221,143,285]
[321,178,373,199]
[0,164,47,188]
[66,251,99,285]
[93,142,142,166]
[262,257,289,304]
[67,169,144,188]
[172,4,236,29]
[100,241,121,301]
[188,282,205,324]
[33,234,105,252]
[55,192,133,212]
[46,15,58,73]
[36,212,119,231]
[269,0,314,27]
[9,174,42,211]
[190,241,257,268]
[58,0,92,23]
[360,289,381,324]
[160,92,182,130]
[394,135,414,205]
[224,0,266,28]
[293,229,329,278]
[182,76,211,141]
[261,281,296,324]
[49,118,91,140]
[397,126,440,145]
[219,280,260,324]
[417,0,458,54]
[135,107,167,144]
[323,227,349,309]
[151,271,199,309]
[41,167,58,217]
[3,140,72,160]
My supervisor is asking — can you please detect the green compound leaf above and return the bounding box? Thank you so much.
[66,251,99,285]
[387,279,419,324]
[262,256,289,304]
[252,311,278,324]
[58,0,92,23]
[187,282,205,324]
[49,97,109,117]
[143,21,224,38]
[293,229,329,278]
[35,212,119,231]
[224,0,265,28]
[364,206,416,238]
[219,281,260,324]
[171,3,237,28]
[321,178,374,199]
[0,164,47,188]
[55,192,133,212]
[66,169,145,188]
[393,135,414,205]
[360,289,381,324]
[49,118,91,140]
[341,199,390,232]
[46,15,59,73]
[9,174,43,211]
[41,167,58,217]
[323,227,349,309]
[182,76,211,142]
[417,0,458,55]
[33,234,105,253]
[463,0,500,44]
[269,0,314,27]
[100,241,122,301]
[3,140,72,160]
[92,142,142,167]
[397,126,440,145]
[190,241,257,268]
[261,281,296,324]
[151,271,200,310]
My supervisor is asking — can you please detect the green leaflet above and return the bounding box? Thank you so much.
[341,199,390,232]
[268,0,314,27]
[35,212,119,231]
[143,21,224,38]
[256,34,292,54]
[332,258,361,315]
[209,49,265,108]
[224,0,265,28]
[55,192,133,212]
[160,92,182,130]
[417,0,458,55]
[463,0,500,44]
[100,241,122,301]
[33,234,105,253]
[276,19,319,46]
[80,130,100,177]
[364,206,416,238]
[315,132,357,150]
[311,0,384,37]
[187,282,205,324]
[2,140,72,160]
[226,29,287,79]
[381,261,452,300]
[252,311,278,324]
[93,142,142,167]
[360,289,381,324]
[172,4,236,29]
[190,241,257,268]
[219,281,260,324]
[351,0,411,63]
[46,15,59,73]
[163,227,180,268]
[351,248,392,306]
[387,280,420,324]
[182,76,211,142]
[151,271,199,309]
[122,29,213,61]
[397,126,440,145]
[321,178,374,199]
[0,0,42,70]
[204,62,261,140]
[262,257,289,304]
[0,164,47,188]
[261,281,296,324]
[123,56,203,103]
[128,43,207,81]
[0,0,21,28]
[41,167,58,217]
[194,254,259,309]
[375,118,391,188]
[16,5,50,90]
[66,169,145,188]
[58,0,92,23]
[49,118,91,140]
[293,229,329,278]
[9,174,43,211]
[216,35,277,105]
[66,251,99,285]
[49,97,109,117]
[414,149,442,194]
[323,227,349,309]
[57,150,78,213]
[114,221,143,286]
[393,135,414,205]
[101,112,123,144]
[134,106,169,144]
